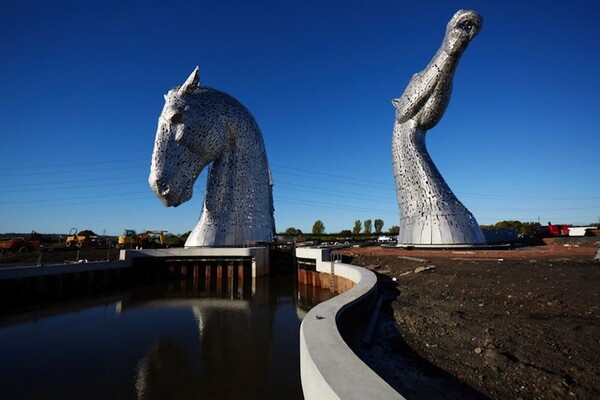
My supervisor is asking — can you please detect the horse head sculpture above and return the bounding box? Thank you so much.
[391,10,486,245]
[149,68,275,247]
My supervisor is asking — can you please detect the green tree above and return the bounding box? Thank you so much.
[339,230,352,237]
[388,225,400,235]
[284,227,302,236]
[77,229,97,237]
[352,220,362,235]
[374,219,384,234]
[519,222,540,236]
[493,220,540,236]
[312,220,325,235]
[483,220,540,237]
[363,219,372,235]
[179,231,191,245]
[494,220,522,230]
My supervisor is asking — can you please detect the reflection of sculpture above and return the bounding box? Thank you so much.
[149,68,275,247]
[135,338,196,400]
[392,10,486,245]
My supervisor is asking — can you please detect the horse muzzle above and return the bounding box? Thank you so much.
[149,176,184,207]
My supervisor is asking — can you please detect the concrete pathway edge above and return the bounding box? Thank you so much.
[300,262,406,400]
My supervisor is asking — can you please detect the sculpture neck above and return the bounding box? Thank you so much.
[205,133,270,214]
[432,44,463,78]
[396,47,462,131]
[393,121,452,197]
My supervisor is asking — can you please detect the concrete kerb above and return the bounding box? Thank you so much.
[299,261,405,400]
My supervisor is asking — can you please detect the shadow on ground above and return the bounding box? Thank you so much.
[348,269,489,399]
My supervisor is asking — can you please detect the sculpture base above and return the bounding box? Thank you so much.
[120,246,270,277]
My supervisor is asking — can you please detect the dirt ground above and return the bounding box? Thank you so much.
[338,238,600,400]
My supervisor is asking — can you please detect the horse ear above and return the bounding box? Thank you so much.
[179,67,200,95]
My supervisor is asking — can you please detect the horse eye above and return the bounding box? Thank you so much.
[170,113,183,124]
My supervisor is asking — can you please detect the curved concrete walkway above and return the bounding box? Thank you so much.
[299,261,405,400]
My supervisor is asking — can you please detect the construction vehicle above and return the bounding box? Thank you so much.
[65,228,98,247]
[533,222,570,238]
[0,231,42,254]
[0,237,39,253]
[117,230,167,249]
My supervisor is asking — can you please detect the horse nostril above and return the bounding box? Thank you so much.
[170,113,183,124]
[156,179,171,197]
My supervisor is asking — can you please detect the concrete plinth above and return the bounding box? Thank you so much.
[120,247,270,277]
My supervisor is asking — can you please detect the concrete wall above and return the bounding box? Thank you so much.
[299,261,405,400]
[120,247,270,277]
[296,247,331,271]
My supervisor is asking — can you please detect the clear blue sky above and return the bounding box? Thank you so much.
[1,0,599,236]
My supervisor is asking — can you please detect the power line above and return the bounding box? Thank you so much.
[0,195,153,210]
[0,191,151,205]
[275,195,397,215]
[270,163,392,187]
[1,175,148,188]
[3,179,147,194]
[275,182,395,203]
[1,157,598,222]
[3,156,598,204]
[0,163,149,177]
[459,192,600,201]
[3,175,208,194]
[475,205,600,212]
[0,157,148,170]
[273,169,393,190]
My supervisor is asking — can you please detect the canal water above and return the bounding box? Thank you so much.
[0,274,334,400]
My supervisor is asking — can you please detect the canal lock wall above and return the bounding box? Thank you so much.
[0,246,286,312]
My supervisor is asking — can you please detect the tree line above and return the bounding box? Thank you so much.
[283,219,399,237]
[284,219,562,238]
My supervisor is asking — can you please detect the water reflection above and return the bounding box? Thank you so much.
[136,338,196,400]
[0,275,333,400]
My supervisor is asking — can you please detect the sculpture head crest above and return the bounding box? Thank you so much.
[178,66,200,95]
